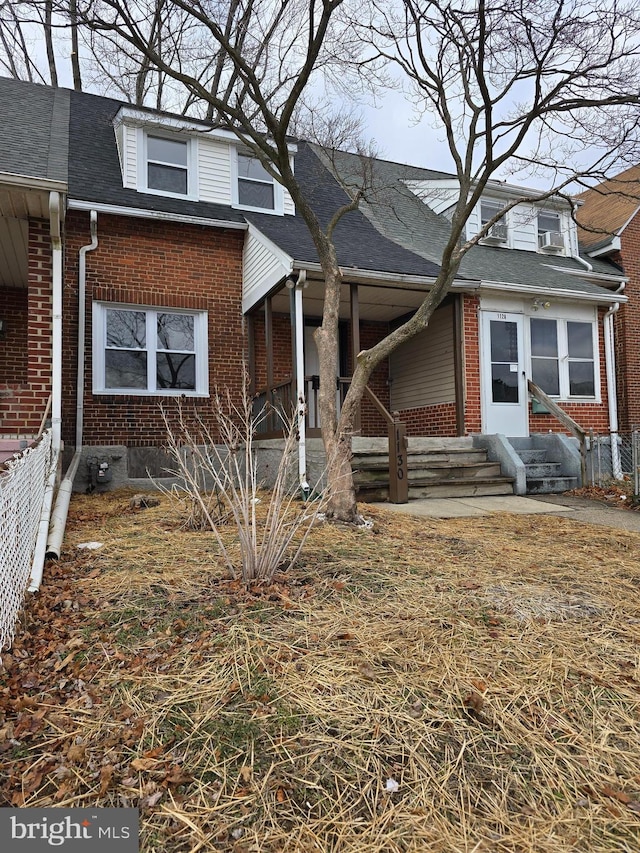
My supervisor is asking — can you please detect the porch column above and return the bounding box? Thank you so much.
[264,297,273,430]
[293,281,309,494]
[350,283,361,434]
[247,313,256,396]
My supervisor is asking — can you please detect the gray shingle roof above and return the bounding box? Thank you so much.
[245,143,442,278]
[321,147,623,298]
[0,77,69,183]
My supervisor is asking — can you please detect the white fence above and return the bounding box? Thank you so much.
[0,430,54,650]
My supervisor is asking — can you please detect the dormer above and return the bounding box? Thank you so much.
[112,106,296,215]
[405,175,578,257]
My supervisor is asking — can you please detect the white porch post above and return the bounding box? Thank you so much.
[291,274,309,495]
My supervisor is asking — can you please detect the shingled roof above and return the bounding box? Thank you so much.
[575,164,640,251]
[0,77,69,184]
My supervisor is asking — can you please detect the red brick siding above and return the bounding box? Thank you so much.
[62,211,246,448]
[0,287,28,383]
[400,402,458,436]
[462,294,482,433]
[252,313,292,390]
[0,221,52,434]
[615,218,640,431]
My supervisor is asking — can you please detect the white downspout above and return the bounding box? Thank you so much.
[29,192,63,591]
[604,284,624,480]
[294,270,309,496]
[45,211,98,562]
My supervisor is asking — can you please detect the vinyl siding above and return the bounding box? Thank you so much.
[123,124,138,189]
[390,303,456,409]
[242,230,289,313]
[199,137,232,205]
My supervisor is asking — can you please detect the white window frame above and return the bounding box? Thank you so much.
[138,128,198,200]
[230,148,284,214]
[92,302,209,396]
[527,314,599,402]
[537,209,566,253]
[479,199,509,243]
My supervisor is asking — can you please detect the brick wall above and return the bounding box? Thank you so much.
[615,218,640,431]
[463,294,482,433]
[0,221,52,434]
[62,211,246,448]
[0,287,28,383]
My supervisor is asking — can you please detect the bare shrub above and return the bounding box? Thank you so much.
[160,388,326,584]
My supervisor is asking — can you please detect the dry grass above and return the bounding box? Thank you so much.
[2,489,640,852]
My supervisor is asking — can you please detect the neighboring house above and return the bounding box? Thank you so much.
[0,76,628,505]
[576,166,640,433]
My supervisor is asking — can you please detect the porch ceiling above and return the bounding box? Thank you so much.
[270,279,433,323]
[0,184,52,221]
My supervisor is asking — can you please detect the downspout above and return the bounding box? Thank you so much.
[604,283,624,480]
[44,211,98,562]
[294,270,309,496]
[29,192,63,591]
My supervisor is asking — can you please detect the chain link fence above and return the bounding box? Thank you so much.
[587,430,640,496]
[0,430,54,650]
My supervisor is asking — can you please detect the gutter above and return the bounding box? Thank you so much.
[45,211,99,561]
[69,199,248,231]
[604,284,625,480]
[479,279,627,304]
[28,192,63,591]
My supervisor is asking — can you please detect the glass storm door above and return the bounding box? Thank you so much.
[481,312,528,436]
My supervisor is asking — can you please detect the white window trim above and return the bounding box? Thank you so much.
[92,302,209,396]
[526,314,600,402]
[478,198,510,246]
[536,209,567,255]
[137,128,199,201]
[230,147,284,215]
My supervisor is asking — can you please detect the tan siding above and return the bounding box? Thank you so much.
[390,303,456,409]
[199,137,232,204]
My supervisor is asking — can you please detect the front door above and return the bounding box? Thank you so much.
[481,311,528,436]
[304,324,340,429]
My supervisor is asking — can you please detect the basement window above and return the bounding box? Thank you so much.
[92,303,208,395]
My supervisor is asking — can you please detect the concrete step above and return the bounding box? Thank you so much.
[352,449,489,468]
[524,462,561,478]
[518,449,548,465]
[525,476,578,494]
[357,477,514,502]
[354,462,503,485]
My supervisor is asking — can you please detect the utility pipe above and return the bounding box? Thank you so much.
[29,193,63,591]
[46,211,98,560]
[604,284,624,480]
[294,271,310,496]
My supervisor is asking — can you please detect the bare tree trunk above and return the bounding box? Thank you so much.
[69,0,82,89]
[45,1,58,86]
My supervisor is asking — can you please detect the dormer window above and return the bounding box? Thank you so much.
[480,200,508,244]
[142,132,194,198]
[237,153,275,210]
[538,211,564,252]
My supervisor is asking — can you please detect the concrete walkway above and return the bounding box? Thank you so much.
[381,493,640,533]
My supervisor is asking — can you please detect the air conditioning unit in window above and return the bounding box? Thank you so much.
[482,222,508,244]
[539,230,564,252]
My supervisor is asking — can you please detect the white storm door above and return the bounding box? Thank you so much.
[304,325,339,429]
[481,311,528,437]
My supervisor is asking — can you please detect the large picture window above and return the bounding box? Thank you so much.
[93,304,208,395]
[530,317,596,399]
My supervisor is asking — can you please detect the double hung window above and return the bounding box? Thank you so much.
[145,134,190,196]
[237,153,275,210]
[93,304,208,395]
[480,200,508,241]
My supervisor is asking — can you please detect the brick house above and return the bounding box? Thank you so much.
[0,76,628,508]
[575,166,640,433]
